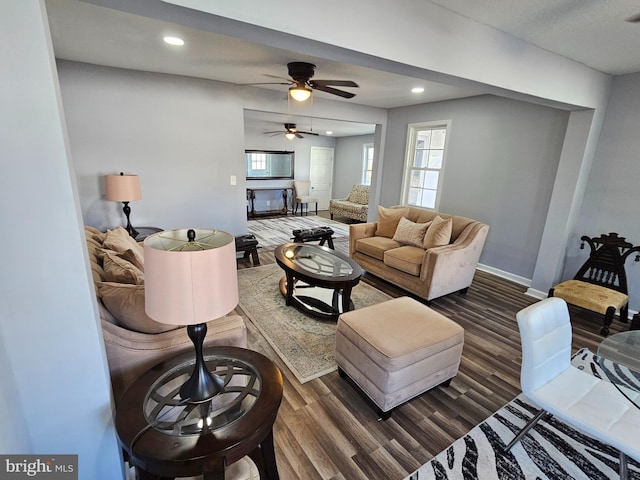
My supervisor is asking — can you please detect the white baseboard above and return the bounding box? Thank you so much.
[477,263,531,287]
[524,288,547,299]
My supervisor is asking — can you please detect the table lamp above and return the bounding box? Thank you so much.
[105,172,142,238]
[144,228,239,403]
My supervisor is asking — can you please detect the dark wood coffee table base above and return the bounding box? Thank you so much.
[278,276,354,321]
[275,244,362,322]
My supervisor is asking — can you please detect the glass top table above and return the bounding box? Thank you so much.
[275,243,363,321]
[596,330,640,408]
[115,346,283,479]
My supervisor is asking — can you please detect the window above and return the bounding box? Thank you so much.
[251,152,266,171]
[401,121,450,210]
[362,143,374,185]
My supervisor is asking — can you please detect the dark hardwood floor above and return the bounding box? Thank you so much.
[236,211,629,480]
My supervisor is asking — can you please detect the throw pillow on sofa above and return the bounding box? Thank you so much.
[424,215,453,249]
[102,249,145,285]
[392,217,431,247]
[103,226,144,269]
[96,282,179,334]
[375,206,409,238]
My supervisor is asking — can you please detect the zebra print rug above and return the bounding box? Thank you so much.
[406,348,640,480]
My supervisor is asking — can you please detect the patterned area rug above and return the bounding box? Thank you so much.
[247,215,350,248]
[406,348,640,479]
[236,263,391,383]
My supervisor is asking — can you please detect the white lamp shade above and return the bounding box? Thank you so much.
[105,174,142,202]
[143,229,239,326]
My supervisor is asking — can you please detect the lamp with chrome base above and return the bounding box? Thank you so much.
[143,228,239,403]
[105,172,142,238]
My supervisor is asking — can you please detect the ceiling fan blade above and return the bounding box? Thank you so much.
[311,79,359,88]
[297,130,319,136]
[311,83,356,99]
[237,81,291,86]
[626,12,640,22]
[296,133,304,139]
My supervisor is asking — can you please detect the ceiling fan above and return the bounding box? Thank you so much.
[249,62,359,101]
[627,12,640,22]
[265,123,319,139]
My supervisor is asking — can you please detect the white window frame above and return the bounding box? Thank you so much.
[401,120,451,211]
[362,143,374,185]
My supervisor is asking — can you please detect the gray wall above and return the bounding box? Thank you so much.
[1,3,121,477]
[58,61,248,236]
[334,134,375,198]
[382,95,570,279]
[566,73,640,308]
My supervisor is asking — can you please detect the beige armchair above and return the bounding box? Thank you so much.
[293,180,318,215]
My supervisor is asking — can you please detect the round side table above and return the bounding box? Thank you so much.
[115,346,283,480]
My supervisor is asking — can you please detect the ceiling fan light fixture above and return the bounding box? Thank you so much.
[285,132,296,140]
[289,84,312,102]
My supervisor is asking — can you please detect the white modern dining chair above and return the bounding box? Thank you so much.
[507,297,640,479]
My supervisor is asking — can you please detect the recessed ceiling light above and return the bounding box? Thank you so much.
[163,36,184,46]
[326,131,333,135]
[412,87,425,94]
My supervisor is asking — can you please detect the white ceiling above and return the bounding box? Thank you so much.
[46,0,640,137]
[429,0,640,76]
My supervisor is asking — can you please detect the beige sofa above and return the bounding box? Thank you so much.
[330,184,370,222]
[349,206,489,302]
[85,226,247,401]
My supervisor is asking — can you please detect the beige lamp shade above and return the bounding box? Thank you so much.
[105,173,142,202]
[143,229,239,326]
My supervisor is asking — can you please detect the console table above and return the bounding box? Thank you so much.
[247,187,293,218]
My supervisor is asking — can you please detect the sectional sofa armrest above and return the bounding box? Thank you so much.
[103,313,247,402]
[349,222,378,257]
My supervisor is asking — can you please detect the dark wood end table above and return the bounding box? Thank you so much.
[115,346,283,480]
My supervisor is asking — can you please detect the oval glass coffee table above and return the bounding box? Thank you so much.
[274,243,363,321]
[597,330,640,408]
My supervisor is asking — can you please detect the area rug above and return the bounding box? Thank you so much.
[406,348,640,480]
[236,263,391,383]
[247,215,350,248]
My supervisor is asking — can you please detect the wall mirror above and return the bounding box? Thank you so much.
[246,150,294,180]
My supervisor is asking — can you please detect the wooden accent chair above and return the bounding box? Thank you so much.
[549,232,640,336]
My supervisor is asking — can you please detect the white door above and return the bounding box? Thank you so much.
[310,147,334,210]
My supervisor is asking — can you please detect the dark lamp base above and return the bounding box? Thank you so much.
[180,323,225,403]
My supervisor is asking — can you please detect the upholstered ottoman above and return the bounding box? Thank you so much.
[335,296,464,419]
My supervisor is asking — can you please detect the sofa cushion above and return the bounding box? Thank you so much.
[356,236,403,261]
[102,249,145,285]
[375,206,409,238]
[103,226,144,268]
[424,215,452,249]
[383,246,425,276]
[96,282,179,334]
[392,217,430,247]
